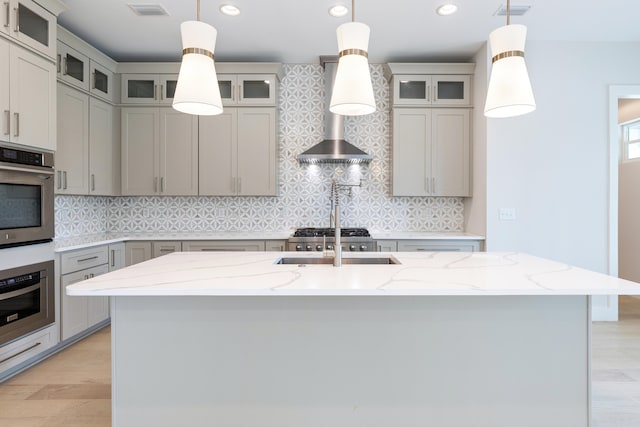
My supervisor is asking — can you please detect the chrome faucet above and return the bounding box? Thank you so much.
[330,178,362,267]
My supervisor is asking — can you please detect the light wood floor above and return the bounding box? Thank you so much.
[0,297,639,426]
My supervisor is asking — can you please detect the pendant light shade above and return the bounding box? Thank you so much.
[484,24,536,118]
[172,20,223,116]
[329,22,376,116]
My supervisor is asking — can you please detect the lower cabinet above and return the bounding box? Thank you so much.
[182,240,266,252]
[125,242,152,266]
[376,239,482,252]
[59,243,125,341]
[265,240,287,251]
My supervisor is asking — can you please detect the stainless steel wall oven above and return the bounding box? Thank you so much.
[0,260,54,347]
[0,144,54,248]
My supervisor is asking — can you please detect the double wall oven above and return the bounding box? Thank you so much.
[0,143,55,349]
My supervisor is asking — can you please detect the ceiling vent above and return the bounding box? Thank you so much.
[128,4,169,16]
[493,5,531,16]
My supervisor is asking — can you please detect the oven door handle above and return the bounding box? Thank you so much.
[0,162,55,175]
[0,283,41,301]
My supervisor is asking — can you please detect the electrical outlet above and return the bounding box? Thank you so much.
[499,208,516,221]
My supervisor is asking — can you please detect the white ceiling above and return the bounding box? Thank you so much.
[57,0,640,64]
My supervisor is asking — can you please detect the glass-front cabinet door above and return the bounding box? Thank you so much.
[238,74,276,105]
[158,75,178,105]
[90,60,114,102]
[121,74,178,104]
[431,75,471,106]
[217,74,237,106]
[393,75,471,107]
[57,42,89,91]
[5,0,56,59]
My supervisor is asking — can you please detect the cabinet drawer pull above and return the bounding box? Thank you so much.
[3,2,8,28]
[77,255,99,263]
[3,110,8,136]
[13,6,18,32]
[0,342,41,365]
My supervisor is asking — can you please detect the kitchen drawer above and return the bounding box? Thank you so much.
[182,240,266,252]
[0,324,55,377]
[60,246,109,274]
[397,240,481,252]
[152,241,182,258]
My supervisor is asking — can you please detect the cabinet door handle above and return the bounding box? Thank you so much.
[160,84,164,100]
[63,171,67,190]
[56,170,61,190]
[3,3,8,28]
[91,174,95,191]
[154,85,158,100]
[3,110,8,136]
[160,177,164,193]
[13,6,18,32]
[89,273,95,278]
[426,84,430,102]
[13,112,18,137]
[231,177,236,193]
[110,250,115,267]
[154,177,158,193]
[433,86,438,103]
[57,54,61,73]
[432,177,436,194]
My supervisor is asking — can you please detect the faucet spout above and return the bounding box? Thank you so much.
[334,181,342,267]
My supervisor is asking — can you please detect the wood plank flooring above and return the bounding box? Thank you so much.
[0,297,639,426]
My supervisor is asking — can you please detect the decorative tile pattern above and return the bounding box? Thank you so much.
[55,64,464,238]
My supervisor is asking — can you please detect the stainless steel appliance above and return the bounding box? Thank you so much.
[0,144,54,248]
[0,260,54,347]
[288,228,374,252]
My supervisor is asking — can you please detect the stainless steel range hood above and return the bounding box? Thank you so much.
[297,58,372,164]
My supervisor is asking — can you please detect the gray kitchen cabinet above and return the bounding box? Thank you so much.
[265,240,287,251]
[392,108,470,197]
[0,38,56,151]
[109,242,125,271]
[59,245,114,341]
[152,241,182,258]
[396,240,481,252]
[217,73,278,106]
[1,0,58,59]
[56,83,118,195]
[199,107,277,196]
[57,40,89,91]
[121,107,198,196]
[376,240,398,252]
[121,73,177,105]
[183,240,266,252]
[125,241,152,266]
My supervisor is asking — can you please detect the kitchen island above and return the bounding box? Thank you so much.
[68,251,640,427]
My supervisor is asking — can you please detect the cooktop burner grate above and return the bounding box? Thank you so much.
[293,228,370,238]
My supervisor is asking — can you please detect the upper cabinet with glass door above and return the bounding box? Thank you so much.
[1,0,60,59]
[385,63,475,107]
[121,74,178,105]
[218,74,277,106]
[57,41,89,90]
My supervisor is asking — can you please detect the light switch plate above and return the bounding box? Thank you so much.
[499,208,516,221]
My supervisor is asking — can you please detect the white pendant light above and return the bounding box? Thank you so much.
[484,0,535,118]
[329,0,376,116]
[173,0,223,116]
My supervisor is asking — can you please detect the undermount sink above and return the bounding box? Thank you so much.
[276,256,400,265]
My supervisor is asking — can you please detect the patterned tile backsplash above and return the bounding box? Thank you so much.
[54,64,464,239]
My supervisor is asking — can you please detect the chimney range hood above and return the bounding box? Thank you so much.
[297,58,373,164]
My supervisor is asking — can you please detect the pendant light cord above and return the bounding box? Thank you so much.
[352,0,355,22]
[197,0,201,21]
[506,0,510,25]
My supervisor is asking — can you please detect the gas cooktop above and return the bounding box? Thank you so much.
[292,228,371,238]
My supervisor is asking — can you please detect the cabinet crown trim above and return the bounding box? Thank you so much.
[384,63,475,80]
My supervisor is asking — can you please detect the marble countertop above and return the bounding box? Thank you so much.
[67,251,640,297]
[54,231,485,252]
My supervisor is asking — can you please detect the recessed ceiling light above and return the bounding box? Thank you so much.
[436,4,458,16]
[220,4,240,16]
[328,5,349,18]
